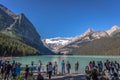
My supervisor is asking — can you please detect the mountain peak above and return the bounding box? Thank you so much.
[111,25,120,30]
[19,13,25,17]
[86,28,94,33]
[83,28,95,36]
[106,25,120,35]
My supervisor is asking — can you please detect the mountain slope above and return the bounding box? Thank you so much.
[57,26,120,55]
[0,4,54,56]
[72,36,120,55]
[0,33,39,56]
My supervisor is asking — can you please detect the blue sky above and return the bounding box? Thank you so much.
[1,0,120,39]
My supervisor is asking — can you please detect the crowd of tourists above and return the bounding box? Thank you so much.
[37,60,79,79]
[0,59,119,80]
[0,60,79,80]
[0,60,21,80]
[85,60,120,80]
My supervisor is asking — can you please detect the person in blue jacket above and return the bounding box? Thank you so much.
[15,63,21,76]
[61,60,65,74]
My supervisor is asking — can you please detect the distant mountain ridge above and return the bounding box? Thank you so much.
[0,4,54,56]
[58,25,120,55]
[43,25,120,55]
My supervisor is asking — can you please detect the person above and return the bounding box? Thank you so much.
[46,63,49,77]
[25,65,29,80]
[15,63,21,76]
[30,61,34,75]
[61,60,65,74]
[53,61,58,75]
[5,61,12,80]
[12,60,15,64]
[48,62,52,79]
[111,61,115,74]
[75,61,79,73]
[37,60,42,74]
[89,61,93,70]
[92,61,95,67]
[37,73,44,80]
[91,67,99,80]
[114,61,119,73]
[99,61,103,72]
[66,61,71,74]
[104,60,110,72]
[11,63,16,79]
[98,61,103,72]
[1,61,5,79]
[112,72,119,80]
[85,66,91,80]
[100,71,109,80]
[0,60,2,72]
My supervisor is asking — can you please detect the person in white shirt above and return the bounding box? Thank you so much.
[37,60,42,74]
[53,61,58,75]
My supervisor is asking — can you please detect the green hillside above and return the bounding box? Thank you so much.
[0,33,40,56]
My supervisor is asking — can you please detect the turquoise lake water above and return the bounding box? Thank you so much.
[8,55,120,73]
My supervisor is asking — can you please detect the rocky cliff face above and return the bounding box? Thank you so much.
[0,4,54,55]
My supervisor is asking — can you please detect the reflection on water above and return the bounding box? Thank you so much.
[8,55,120,73]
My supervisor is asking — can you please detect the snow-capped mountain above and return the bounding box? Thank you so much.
[42,37,72,52]
[43,25,120,54]
[71,28,109,44]
[58,25,120,54]
[106,25,120,36]
[73,25,120,42]
[72,29,95,42]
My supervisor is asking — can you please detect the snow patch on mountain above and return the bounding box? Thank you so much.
[44,37,72,45]
[106,25,120,35]
[42,37,73,52]
[92,31,109,39]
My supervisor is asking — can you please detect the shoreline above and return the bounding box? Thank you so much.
[0,56,19,60]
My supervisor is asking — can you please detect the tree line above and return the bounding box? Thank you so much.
[0,33,40,57]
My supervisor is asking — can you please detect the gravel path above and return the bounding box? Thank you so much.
[39,73,86,80]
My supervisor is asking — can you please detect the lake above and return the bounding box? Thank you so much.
[8,55,120,74]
